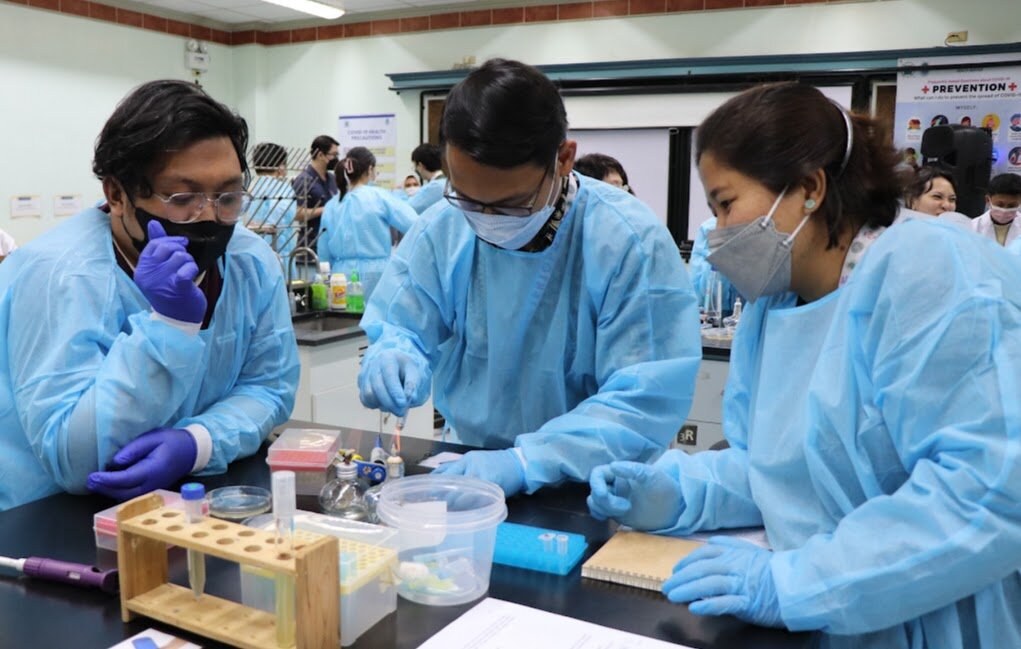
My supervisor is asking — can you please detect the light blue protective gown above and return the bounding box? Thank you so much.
[246,175,299,260]
[650,218,1021,646]
[0,209,300,511]
[317,185,416,299]
[408,175,446,215]
[1008,236,1021,256]
[689,217,741,313]
[362,173,702,493]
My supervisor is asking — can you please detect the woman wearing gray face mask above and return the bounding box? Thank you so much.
[587,81,1021,648]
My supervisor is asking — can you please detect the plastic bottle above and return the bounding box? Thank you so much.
[319,453,368,521]
[329,271,348,311]
[311,261,330,312]
[364,455,404,524]
[347,271,365,314]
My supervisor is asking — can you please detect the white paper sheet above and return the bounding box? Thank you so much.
[108,629,202,649]
[419,451,464,468]
[416,598,695,649]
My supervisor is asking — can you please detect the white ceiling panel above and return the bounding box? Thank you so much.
[191,8,258,23]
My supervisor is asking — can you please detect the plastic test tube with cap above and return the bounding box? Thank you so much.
[272,471,297,648]
[181,483,206,600]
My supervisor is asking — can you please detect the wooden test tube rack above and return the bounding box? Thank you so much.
[116,492,340,649]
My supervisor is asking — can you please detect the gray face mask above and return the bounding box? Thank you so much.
[706,187,811,302]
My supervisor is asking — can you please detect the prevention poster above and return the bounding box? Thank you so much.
[894,55,1021,177]
[338,114,397,190]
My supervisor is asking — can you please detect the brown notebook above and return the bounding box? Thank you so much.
[581,530,703,592]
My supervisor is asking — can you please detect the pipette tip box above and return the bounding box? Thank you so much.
[493,522,587,575]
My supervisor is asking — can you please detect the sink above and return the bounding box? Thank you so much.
[292,311,362,333]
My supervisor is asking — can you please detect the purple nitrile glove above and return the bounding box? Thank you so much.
[133,220,207,324]
[662,536,783,628]
[587,461,685,531]
[432,449,526,497]
[358,348,430,417]
[87,427,197,501]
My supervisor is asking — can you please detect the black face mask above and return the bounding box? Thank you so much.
[325,157,339,172]
[128,206,235,276]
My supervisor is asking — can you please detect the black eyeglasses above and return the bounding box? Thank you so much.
[443,158,557,217]
[150,191,253,225]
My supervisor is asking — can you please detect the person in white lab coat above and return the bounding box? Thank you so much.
[0,228,15,262]
[969,173,1021,247]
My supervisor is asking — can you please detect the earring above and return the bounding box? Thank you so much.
[804,198,817,211]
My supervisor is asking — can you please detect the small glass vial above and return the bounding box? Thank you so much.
[364,455,405,524]
[319,454,368,521]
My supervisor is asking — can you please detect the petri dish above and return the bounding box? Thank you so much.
[207,486,272,521]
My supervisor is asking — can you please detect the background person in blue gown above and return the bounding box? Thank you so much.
[357,59,701,498]
[0,80,299,511]
[588,82,1021,648]
[317,146,416,300]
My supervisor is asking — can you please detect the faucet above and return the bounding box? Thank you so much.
[286,246,319,290]
[286,246,319,315]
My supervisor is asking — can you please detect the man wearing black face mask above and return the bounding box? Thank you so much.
[0,80,300,511]
[291,135,339,250]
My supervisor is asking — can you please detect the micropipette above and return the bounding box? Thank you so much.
[181,482,206,599]
[0,555,118,593]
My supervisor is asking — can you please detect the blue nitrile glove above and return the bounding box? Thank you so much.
[432,449,526,498]
[587,461,684,531]
[662,536,783,628]
[358,348,430,417]
[133,221,207,324]
[87,428,197,501]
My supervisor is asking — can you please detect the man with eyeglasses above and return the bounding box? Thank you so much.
[359,59,701,497]
[0,80,299,510]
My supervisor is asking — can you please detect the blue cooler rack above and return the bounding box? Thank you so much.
[493,522,588,575]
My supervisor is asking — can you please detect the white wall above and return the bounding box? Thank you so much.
[3,0,1019,244]
[0,3,235,244]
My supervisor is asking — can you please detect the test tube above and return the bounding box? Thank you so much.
[181,483,206,600]
[272,471,296,648]
[556,534,569,556]
[539,532,555,553]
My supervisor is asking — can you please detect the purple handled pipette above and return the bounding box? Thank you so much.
[0,555,119,594]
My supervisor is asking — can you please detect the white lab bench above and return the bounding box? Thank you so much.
[671,339,731,454]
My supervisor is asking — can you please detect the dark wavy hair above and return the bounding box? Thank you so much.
[411,143,442,172]
[904,165,957,209]
[335,146,376,201]
[696,82,904,249]
[574,153,634,194]
[93,80,249,198]
[440,58,567,169]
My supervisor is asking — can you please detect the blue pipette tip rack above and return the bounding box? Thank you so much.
[493,522,587,575]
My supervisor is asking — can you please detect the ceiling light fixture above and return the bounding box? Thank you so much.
[259,0,345,20]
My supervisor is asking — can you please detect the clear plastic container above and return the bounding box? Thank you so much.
[266,428,345,496]
[375,475,507,606]
[240,512,397,647]
[93,489,204,551]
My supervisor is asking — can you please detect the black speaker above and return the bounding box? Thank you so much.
[920,125,993,217]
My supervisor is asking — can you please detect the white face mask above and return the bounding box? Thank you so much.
[462,202,555,250]
[990,205,1019,225]
[455,156,561,250]
[405,186,420,197]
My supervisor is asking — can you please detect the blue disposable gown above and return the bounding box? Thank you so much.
[0,209,300,511]
[1007,236,1021,256]
[317,185,416,299]
[362,173,702,492]
[689,217,741,313]
[246,175,299,259]
[650,219,1021,646]
[408,175,446,215]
